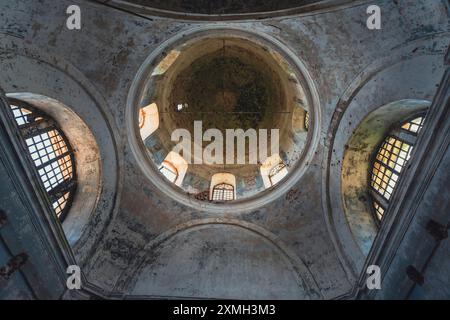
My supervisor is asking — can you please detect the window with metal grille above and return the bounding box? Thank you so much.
[159,160,178,183]
[372,200,385,221]
[369,114,426,224]
[211,183,234,201]
[268,163,288,187]
[371,136,412,200]
[8,99,76,221]
[304,111,310,131]
[401,116,425,134]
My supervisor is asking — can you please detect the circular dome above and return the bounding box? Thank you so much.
[127,27,320,212]
[168,47,282,134]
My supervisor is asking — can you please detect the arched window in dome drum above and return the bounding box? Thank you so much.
[158,151,188,186]
[159,160,179,183]
[269,163,288,187]
[304,111,310,131]
[211,183,235,201]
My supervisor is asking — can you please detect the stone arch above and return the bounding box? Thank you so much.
[6,93,103,243]
[341,99,430,255]
[322,38,447,278]
[0,35,122,265]
[113,218,322,299]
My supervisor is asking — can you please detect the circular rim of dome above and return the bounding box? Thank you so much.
[106,0,358,21]
[126,26,321,213]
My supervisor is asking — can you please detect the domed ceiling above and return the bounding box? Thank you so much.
[128,30,319,209]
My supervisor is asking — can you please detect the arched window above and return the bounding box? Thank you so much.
[209,173,236,201]
[260,154,288,188]
[159,160,178,183]
[139,103,159,140]
[151,50,180,76]
[292,106,308,133]
[369,114,426,223]
[401,116,426,134]
[269,163,288,187]
[211,183,235,201]
[304,111,310,131]
[9,99,76,221]
[372,200,385,221]
[159,151,188,186]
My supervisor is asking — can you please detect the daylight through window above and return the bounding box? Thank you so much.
[9,100,77,221]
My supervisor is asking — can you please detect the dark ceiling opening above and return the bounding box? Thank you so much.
[93,0,351,20]
[115,0,321,14]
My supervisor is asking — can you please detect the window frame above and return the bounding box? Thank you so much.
[268,162,287,187]
[400,114,426,135]
[370,135,412,199]
[368,112,427,226]
[211,183,235,201]
[8,98,77,222]
[304,111,310,131]
[158,160,179,183]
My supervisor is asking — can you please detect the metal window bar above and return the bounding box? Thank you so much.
[211,183,234,201]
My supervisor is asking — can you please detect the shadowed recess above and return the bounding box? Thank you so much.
[108,0,322,15]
